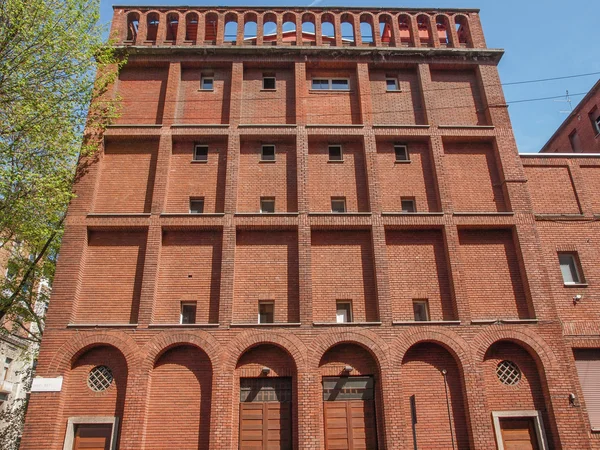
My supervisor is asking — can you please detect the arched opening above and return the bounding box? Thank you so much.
[319,343,381,449]
[379,14,393,46]
[236,344,297,449]
[262,13,277,45]
[224,13,238,43]
[321,13,335,46]
[340,15,355,46]
[165,13,179,42]
[360,14,375,45]
[401,342,470,449]
[243,13,258,45]
[185,13,198,42]
[398,14,412,46]
[145,345,213,449]
[417,15,432,47]
[146,12,159,42]
[301,13,316,45]
[204,12,218,44]
[126,12,139,42]
[436,15,451,47]
[282,13,297,45]
[454,15,472,47]
[483,341,553,449]
[63,345,128,449]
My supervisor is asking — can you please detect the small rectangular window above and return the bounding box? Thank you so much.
[331,197,346,213]
[312,79,329,90]
[193,145,208,162]
[201,77,214,90]
[261,145,276,161]
[189,198,204,214]
[413,300,430,321]
[336,301,352,323]
[569,130,582,152]
[331,79,349,90]
[258,302,274,324]
[558,252,583,284]
[328,145,343,161]
[394,145,409,161]
[401,197,416,213]
[260,197,275,213]
[590,107,600,135]
[180,302,197,324]
[386,78,399,91]
[263,76,276,90]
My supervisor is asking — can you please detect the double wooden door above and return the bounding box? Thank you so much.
[72,424,112,450]
[499,418,540,450]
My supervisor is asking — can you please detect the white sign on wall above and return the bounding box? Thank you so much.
[31,376,63,392]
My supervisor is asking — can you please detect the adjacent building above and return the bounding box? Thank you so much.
[19,6,600,450]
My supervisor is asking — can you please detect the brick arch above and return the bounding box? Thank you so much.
[48,331,139,374]
[308,329,389,371]
[472,327,559,372]
[223,330,308,373]
[140,330,221,372]
[394,328,472,369]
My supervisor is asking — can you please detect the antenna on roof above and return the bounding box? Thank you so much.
[554,90,573,114]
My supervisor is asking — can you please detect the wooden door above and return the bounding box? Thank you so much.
[324,400,377,450]
[73,424,112,450]
[500,418,540,450]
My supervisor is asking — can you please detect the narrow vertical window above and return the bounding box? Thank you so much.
[569,130,582,152]
[558,253,584,284]
[331,197,347,213]
[589,107,600,135]
[260,197,275,213]
[261,145,276,161]
[413,300,430,321]
[258,302,274,324]
[336,301,352,323]
[394,144,409,161]
[189,198,204,214]
[401,197,416,213]
[193,145,208,161]
[328,145,343,161]
[180,302,197,324]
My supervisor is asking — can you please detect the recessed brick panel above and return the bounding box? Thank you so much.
[581,166,600,213]
[241,68,295,124]
[180,66,231,124]
[429,69,487,126]
[524,166,580,214]
[116,66,168,124]
[305,69,360,124]
[370,68,425,125]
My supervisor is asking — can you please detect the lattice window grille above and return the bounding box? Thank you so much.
[496,360,521,386]
[88,365,114,392]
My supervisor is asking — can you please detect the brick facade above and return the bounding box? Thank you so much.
[19,6,600,450]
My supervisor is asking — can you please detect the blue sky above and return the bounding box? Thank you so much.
[99,0,599,153]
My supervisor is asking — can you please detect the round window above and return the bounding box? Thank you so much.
[88,365,114,392]
[496,360,521,386]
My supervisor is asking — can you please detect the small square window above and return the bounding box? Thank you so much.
[331,197,346,213]
[328,145,343,161]
[180,302,197,324]
[261,145,276,161]
[260,197,275,213]
[258,302,274,324]
[189,198,204,214]
[312,79,329,90]
[336,301,352,323]
[263,77,276,90]
[331,79,349,90]
[413,300,430,321]
[386,78,399,91]
[193,145,208,162]
[558,253,583,284]
[394,145,409,161]
[201,77,214,90]
[401,198,416,213]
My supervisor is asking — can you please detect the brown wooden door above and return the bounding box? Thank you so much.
[240,402,292,449]
[500,418,540,450]
[73,424,112,450]
[324,400,377,450]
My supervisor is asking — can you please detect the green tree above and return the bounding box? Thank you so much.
[0,0,123,344]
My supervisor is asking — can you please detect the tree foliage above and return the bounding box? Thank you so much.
[0,0,124,342]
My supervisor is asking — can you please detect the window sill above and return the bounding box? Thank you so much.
[327,160,344,163]
[260,89,277,92]
[230,323,301,328]
[191,160,208,163]
[259,159,276,163]
[313,322,382,327]
[385,90,404,93]
[67,323,138,328]
[564,283,589,288]
[148,323,219,328]
[197,89,214,92]
[393,320,461,326]
[394,160,412,164]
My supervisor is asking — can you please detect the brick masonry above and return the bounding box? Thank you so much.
[18,6,600,450]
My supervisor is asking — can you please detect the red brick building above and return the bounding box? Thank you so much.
[541,79,600,153]
[19,6,600,450]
